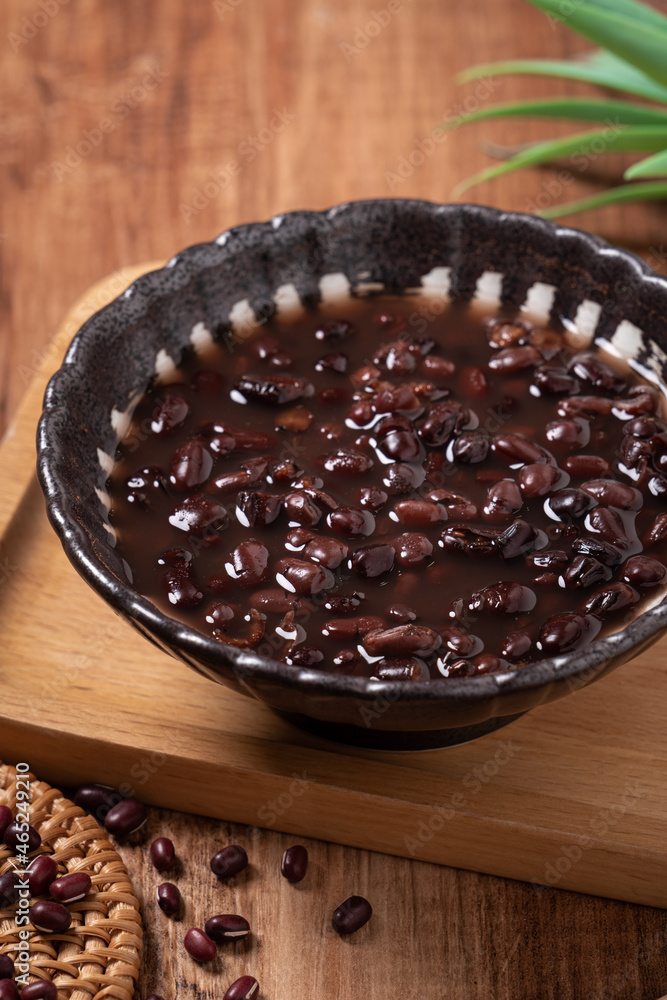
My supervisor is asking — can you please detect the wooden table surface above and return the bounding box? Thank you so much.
[2,0,667,997]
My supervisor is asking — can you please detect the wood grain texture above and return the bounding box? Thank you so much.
[3,285,667,907]
[2,0,667,997]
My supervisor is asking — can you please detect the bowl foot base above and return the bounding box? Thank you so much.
[277,711,526,751]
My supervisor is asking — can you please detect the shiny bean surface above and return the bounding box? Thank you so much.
[107,297,667,678]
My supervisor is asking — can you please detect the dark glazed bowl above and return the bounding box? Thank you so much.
[38,199,667,750]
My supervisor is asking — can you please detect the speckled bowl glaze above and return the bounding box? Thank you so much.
[38,199,667,750]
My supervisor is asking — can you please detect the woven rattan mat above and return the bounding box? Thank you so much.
[0,763,142,1000]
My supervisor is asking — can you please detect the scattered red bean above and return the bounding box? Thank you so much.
[19,981,58,1000]
[205,914,251,942]
[332,895,373,934]
[223,976,259,1000]
[26,855,58,897]
[0,981,18,1000]
[150,838,176,872]
[0,955,13,980]
[30,900,72,933]
[184,928,217,963]
[210,845,248,879]
[104,798,148,837]
[4,822,40,854]
[281,844,308,883]
[156,882,182,917]
[49,872,91,904]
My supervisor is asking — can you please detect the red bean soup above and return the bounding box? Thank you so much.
[106,296,667,682]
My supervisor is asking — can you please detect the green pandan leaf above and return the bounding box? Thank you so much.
[445,97,667,131]
[452,125,667,197]
[538,180,667,217]
[456,54,667,104]
[625,149,667,179]
[561,0,667,33]
[526,1,667,88]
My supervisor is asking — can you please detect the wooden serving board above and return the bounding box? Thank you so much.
[2,265,667,909]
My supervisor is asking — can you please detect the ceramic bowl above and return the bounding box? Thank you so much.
[37,199,667,750]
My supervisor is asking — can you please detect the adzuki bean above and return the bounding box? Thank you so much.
[150,838,176,872]
[0,981,18,1000]
[30,900,72,933]
[205,913,251,941]
[332,895,373,934]
[281,844,309,883]
[4,822,40,854]
[26,855,58,897]
[104,799,148,837]
[223,977,259,1000]
[49,872,91,904]
[210,845,248,879]
[184,928,216,963]
[107,296,667,679]
[19,981,58,1000]
[156,882,182,917]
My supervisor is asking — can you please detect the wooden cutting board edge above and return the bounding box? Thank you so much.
[2,262,667,910]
